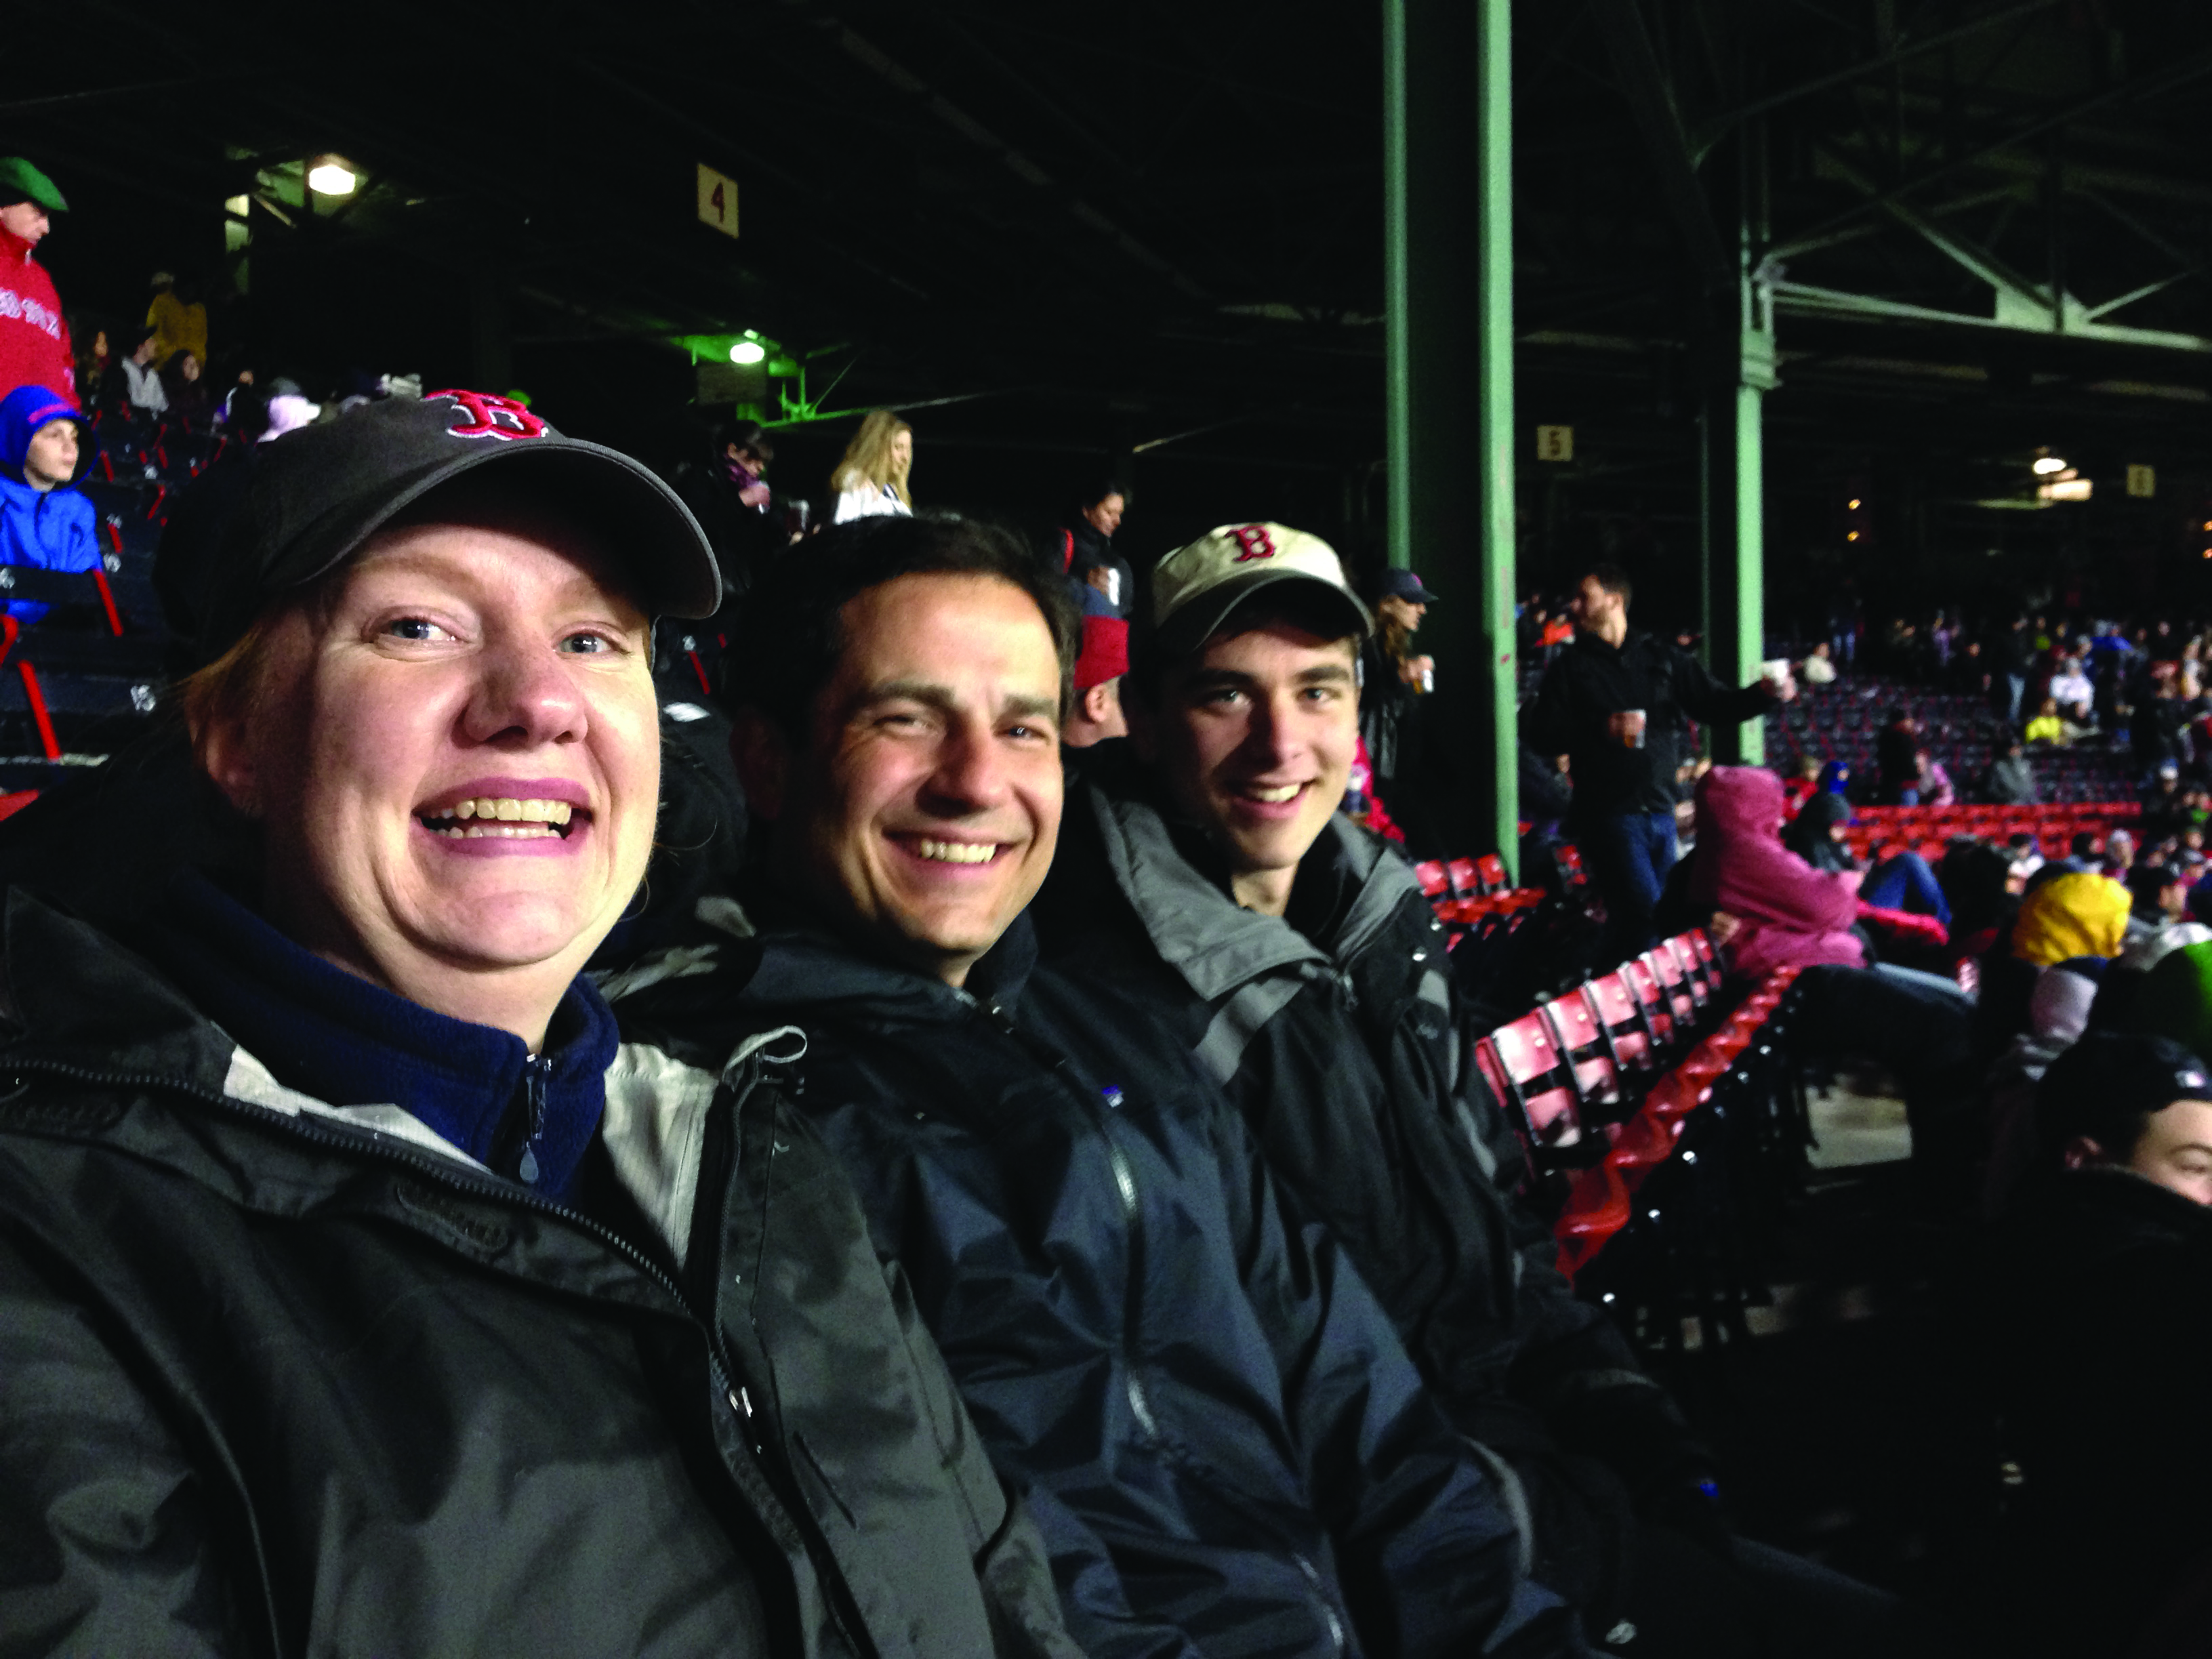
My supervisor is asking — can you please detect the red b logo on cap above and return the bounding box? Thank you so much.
[428,390,547,442]
[1227,524,1277,562]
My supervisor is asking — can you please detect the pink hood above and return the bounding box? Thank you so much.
[1687,766,1865,977]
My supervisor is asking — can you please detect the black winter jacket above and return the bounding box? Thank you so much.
[1032,778,1709,1620]
[1525,628,1769,819]
[611,907,1586,1659]
[1975,1168,2212,1655]
[0,890,1075,1659]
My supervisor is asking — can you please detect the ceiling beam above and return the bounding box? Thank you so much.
[1589,0,1731,284]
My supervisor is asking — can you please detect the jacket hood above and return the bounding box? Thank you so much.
[1784,790,1851,863]
[1694,764,1786,845]
[2013,872,2132,967]
[0,382,89,487]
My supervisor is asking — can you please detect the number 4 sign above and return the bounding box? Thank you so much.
[697,163,739,240]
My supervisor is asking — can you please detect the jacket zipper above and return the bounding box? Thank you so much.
[516,1053,550,1186]
[972,1005,1347,1650]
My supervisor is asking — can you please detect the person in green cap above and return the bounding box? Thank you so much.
[0,158,77,404]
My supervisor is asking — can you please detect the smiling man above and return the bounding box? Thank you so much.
[613,514,1586,1659]
[1031,524,1931,1658]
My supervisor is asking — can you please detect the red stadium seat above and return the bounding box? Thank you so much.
[1540,991,1623,1116]
[1477,1011,1585,1153]
[1583,970,1658,1074]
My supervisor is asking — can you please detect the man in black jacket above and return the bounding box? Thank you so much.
[1977,1032,2212,1656]
[1032,523,1928,1658]
[617,514,1586,1659]
[1525,565,1785,960]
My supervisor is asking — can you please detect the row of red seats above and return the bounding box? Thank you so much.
[1473,932,1802,1281]
[1412,852,1552,939]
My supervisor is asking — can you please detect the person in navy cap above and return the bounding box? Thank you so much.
[1361,565,1439,848]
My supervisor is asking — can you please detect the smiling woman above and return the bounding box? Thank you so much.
[0,394,1081,1657]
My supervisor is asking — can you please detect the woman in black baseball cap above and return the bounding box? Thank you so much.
[0,393,1075,1656]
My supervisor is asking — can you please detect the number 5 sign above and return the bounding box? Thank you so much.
[1535,425,1574,463]
[697,163,739,240]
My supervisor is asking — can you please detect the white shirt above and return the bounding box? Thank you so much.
[121,356,167,413]
[832,483,911,524]
[2048,670,2093,709]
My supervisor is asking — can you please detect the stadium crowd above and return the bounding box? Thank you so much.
[1,151,2207,1659]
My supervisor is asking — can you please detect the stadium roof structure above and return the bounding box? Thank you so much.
[10,0,2212,613]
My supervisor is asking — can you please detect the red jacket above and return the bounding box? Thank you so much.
[0,226,75,401]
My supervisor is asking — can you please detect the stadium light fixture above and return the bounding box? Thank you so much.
[308,160,357,196]
[2032,455,2067,476]
[1847,497,1861,510]
[729,340,766,365]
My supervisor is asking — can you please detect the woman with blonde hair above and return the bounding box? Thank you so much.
[830,407,914,523]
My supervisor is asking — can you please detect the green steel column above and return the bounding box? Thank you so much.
[1384,0,1517,871]
[1704,217,1777,765]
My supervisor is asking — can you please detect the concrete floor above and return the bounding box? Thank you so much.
[1804,1070,1914,1170]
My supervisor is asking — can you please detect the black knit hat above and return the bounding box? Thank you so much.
[200,390,719,659]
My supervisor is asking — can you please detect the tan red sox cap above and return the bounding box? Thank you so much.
[1148,521,1373,658]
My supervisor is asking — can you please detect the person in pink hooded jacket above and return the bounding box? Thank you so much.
[1685,765,1868,979]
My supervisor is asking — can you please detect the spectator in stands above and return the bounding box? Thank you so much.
[1910,745,1955,808]
[2144,760,2185,839]
[1060,477,1131,611]
[1519,740,1573,836]
[2024,695,2068,746]
[144,270,207,371]
[1360,567,1438,851]
[0,159,73,403]
[2126,863,2189,945]
[1999,616,2035,724]
[1985,737,2039,805]
[673,416,779,611]
[0,395,1076,1658]
[0,383,98,624]
[1876,708,1921,802]
[161,347,210,420]
[1782,792,1951,927]
[1033,522,1928,1656]
[626,514,1585,1658]
[73,325,108,403]
[111,325,168,415]
[1950,636,1992,701]
[1686,765,1977,1168]
[1526,562,1787,959]
[1977,1032,2212,1658]
[1060,582,1128,747]
[1799,638,1837,688]
[2047,655,2095,725]
[829,407,914,522]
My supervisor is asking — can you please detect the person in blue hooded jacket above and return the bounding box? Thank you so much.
[0,382,98,622]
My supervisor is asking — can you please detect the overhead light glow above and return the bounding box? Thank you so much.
[2032,455,2067,476]
[729,340,766,365]
[1847,498,1862,510]
[2037,478,2093,503]
[1846,531,1861,541]
[308,161,357,196]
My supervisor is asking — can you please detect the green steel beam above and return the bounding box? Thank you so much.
[1704,179,1775,766]
[1383,0,1517,872]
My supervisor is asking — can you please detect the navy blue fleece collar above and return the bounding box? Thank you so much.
[140,868,617,1200]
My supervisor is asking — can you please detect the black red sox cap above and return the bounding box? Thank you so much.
[199,390,720,659]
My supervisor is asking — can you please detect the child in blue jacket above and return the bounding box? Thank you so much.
[0,382,98,622]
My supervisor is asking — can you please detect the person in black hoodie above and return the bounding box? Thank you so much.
[613,512,1587,1659]
[1975,1031,2212,1656]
